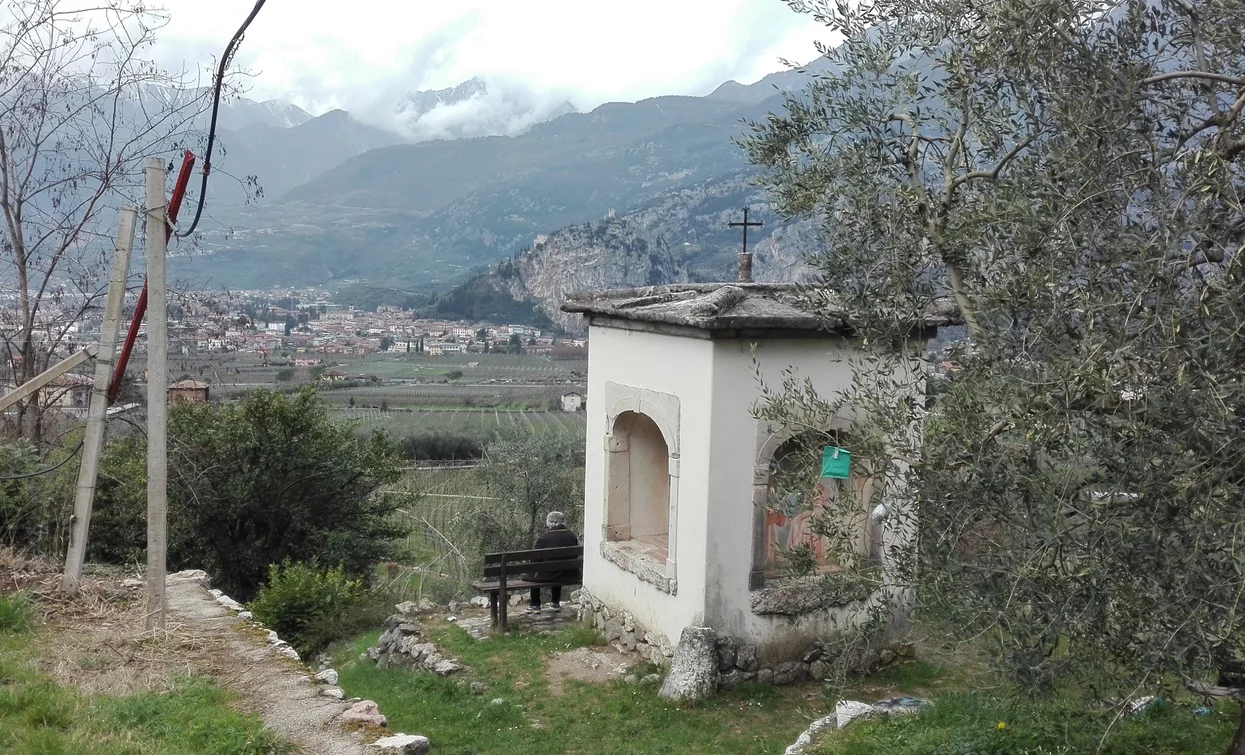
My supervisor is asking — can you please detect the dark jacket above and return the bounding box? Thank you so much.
[531,525,581,583]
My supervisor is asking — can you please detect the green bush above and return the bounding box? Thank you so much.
[86,434,149,566]
[250,561,386,657]
[0,440,71,552]
[168,388,402,600]
[397,431,485,461]
[0,592,33,633]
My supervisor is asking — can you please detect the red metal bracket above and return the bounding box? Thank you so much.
[107,150,197,405]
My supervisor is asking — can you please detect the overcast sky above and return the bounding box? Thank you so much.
[152,0,831,115]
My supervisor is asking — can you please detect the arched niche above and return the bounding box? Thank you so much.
[749,419,881,590]
[602,382,681,575]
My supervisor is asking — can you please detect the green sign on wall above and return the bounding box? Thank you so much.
[821,446,852,479]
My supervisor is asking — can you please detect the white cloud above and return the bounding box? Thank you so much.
[151,0,833,115]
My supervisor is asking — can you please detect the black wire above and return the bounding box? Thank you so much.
[0,440,85,481]
[176,0,269,239]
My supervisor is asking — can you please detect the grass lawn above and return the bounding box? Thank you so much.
[330,613,1241,755]
[813,690,1238,755]
[0,592,289,755]
[331,623,831,755]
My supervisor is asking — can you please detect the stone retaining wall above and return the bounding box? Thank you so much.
[576,588,899,688]
[575,588,675,666]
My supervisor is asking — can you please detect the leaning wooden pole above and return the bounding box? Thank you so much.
[145,158,169,630]
[61,206,138,594]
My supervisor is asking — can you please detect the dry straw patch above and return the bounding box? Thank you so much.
[1,549,232,696]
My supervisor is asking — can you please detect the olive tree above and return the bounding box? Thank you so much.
[743,0,1245,749]
[450,428,584,560]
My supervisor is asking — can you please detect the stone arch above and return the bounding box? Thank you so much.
[602,383,681,574]
[749,418,879,589]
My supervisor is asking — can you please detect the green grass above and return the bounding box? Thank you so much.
[330,623,826,755]
[0,591,34,633]
[0,604,289,755]
[814,685,1237,755]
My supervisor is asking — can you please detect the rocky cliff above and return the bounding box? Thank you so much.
[435,216,690,332]
[433,174,822,333]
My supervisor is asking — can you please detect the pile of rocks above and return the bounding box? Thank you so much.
[367,603,463,676]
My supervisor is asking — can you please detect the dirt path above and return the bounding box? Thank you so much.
[545,646,638,697]
[164,572,371,755]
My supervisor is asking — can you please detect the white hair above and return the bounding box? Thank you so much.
[546,511,566,528]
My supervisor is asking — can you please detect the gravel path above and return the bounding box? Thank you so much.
[165,572,371,755]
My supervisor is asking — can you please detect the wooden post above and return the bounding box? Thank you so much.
[499,555,509,631]
[61,207,137,594]
[145,158,168,630]
[0,346,98,414]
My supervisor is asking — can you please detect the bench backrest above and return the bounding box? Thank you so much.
[482,545,583,580]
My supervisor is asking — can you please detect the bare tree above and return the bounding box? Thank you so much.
[0,1,206,445]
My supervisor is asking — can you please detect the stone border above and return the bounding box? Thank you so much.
[782,714,836,755]
[600,541,678,595]
[168,569,431,752]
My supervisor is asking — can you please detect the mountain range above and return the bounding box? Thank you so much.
[168,62,835,305]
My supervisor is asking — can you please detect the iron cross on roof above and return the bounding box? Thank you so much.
[729,208,763,255]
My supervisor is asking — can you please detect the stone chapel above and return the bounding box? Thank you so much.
[561,282,954,684]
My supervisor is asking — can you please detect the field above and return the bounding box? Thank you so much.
[156,351,587,411]
[337,406,586,438]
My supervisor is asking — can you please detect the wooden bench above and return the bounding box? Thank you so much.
[472,545,584,630]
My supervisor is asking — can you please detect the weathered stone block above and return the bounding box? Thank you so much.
[604,619,623,642]
[749,575,872,616]
[808,660,827,680]
[658,626,720,702]
[342,700,387,727]
[368,733,430,754]
[716,636,737,671]
[433,659,462,676]
[773,661,808,686]
[719,669,756,688]
[756,668,774,685]
[802,645,823,663]
[736,644,758,671]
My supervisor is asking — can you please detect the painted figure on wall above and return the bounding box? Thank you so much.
[763,433,872,578]
[764,479,838,576]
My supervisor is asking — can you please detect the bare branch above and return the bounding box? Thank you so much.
[1142,71,1245,87]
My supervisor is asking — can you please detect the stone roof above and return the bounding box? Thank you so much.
[561,283,958,336]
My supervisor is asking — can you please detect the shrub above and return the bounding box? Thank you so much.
[398,432,485,461]
[249,561,385,656]
[0,591,33,633]
[86,434,148,566]
[168,388,403,600]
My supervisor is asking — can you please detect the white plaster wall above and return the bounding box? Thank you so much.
[702,337,918,662]
[582,325,715,646]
